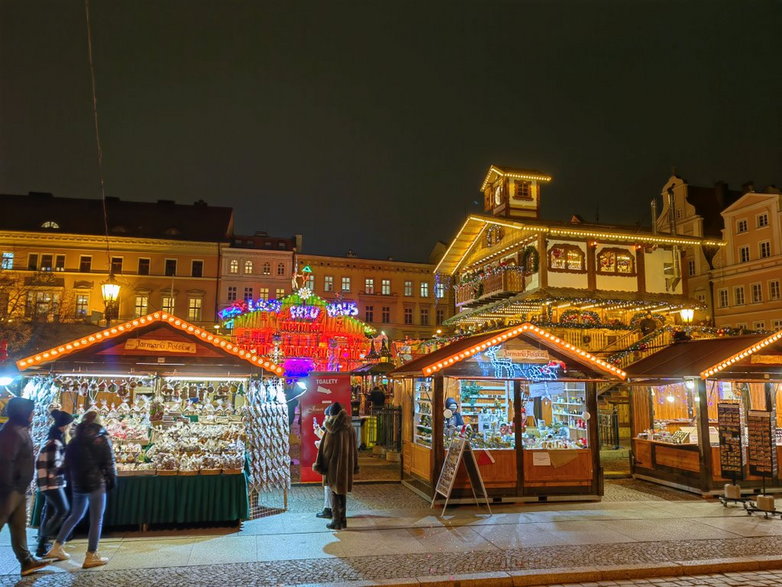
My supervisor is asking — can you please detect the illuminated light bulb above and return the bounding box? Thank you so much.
[66,344,72,350]
[111,328,117,334]
[43,353,50,358]
[220,341,227,346]
[132,320,139,326]
[96,334,103,339]
[118,326,125,331]
[51,350,58,355]
[58,347,65,352]
[188,326,194,332]
[19,360,26,366]
[88,336,95,342]
[74,342,80,347]
[666,395,675,403]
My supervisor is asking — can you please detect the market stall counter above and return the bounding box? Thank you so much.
[391,323,626,502]
[625,331,782,495]
[15,312,289,529]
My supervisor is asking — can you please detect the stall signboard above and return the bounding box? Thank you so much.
[747,409,777,478]
[299,372,352,482]
[717,402,743,480]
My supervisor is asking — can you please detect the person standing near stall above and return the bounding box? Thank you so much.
[0,397,50,576]
[35,410,74,557]
[313,402,359,530]
[46,411,117,568]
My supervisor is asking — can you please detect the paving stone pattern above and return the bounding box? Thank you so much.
[6,536,782,587]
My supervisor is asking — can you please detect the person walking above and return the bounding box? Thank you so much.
[35,409,74,557]
[313,402,358,530]
[0,397,50,576]
[46,411,117,568]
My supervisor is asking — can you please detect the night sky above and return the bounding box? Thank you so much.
[1,1,780,262]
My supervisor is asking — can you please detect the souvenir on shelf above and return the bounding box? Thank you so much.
[244,379,290,492]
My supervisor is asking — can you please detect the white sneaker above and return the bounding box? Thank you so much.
[44,542,70,561]
[82,551,108,569]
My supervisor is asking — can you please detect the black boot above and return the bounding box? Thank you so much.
[35,539,51,559]
[339,493,347,528]
[316,507,333,519]
[326,491,344,530]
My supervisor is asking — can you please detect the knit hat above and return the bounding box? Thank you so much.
[50,409,74,428]
[445,397,458,410]
[5,397,34,425]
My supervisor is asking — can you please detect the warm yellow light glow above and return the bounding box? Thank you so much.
[680,308,694,324]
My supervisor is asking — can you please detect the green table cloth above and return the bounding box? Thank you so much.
[32,473,249,528]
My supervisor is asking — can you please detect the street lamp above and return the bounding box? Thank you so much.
[101,273,121,326]
[680,308,694,325]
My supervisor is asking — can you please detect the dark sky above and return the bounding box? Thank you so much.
[2,1,780,262]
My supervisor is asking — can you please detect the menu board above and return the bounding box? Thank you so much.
[747,410,777,477]
[717,402,743,479]
[435,437,467,498]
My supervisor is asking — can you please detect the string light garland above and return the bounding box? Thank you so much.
[16,312,284,376]
[479,166,553,192]
[700,330,782,378]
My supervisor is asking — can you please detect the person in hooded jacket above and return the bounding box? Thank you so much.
[313,402,358,530]
[0,397,50,576]
[46,411,117,568]
[34,409,73,557]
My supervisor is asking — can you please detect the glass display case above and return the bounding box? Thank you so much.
[414,377,433,447]
[457,379,514,449]
[523,382,589,449]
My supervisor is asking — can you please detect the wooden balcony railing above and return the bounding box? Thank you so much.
[455,268,525,306]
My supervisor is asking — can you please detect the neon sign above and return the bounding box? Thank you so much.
[327,302,359,317]
[482,346,560,380]
[290,306,320,320]
[218,298,282,320]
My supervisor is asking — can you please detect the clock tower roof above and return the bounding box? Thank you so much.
[479,165,552,192]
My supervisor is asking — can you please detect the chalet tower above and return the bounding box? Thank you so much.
[481,165,552,219]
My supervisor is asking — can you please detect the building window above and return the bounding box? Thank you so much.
[41,220,59,229]
[324,276,334,292]
[757,213,769,228]
[515,180,532,200]
[760,242,771,258]
[752,283,762,303]
[365,305,374,322]
[737,219,748,233]
[305,274,315,289]
[187,297,203,321]
[259,288,269,300]
[753,321,766,331]
[435,283,445,299]
[381,306,390,323]
[138,258,150,275]
[277,263,285,276]
[420,282,429,298]
[134,295,149,317]
[548,244,585,272]
[774,319,782,330]
[697,293,706,303]
[40,254,53,271]
[244,287,253,300]
[229,259,239,274]
[276,288,285,298]
[26,291,60,319]
[164,259,177,276]
[420,308,429,325]
[28,254,38,271]
[111,257,123,274]
[227,286,237,302]
[381,279,391,295]
[436,308,445,325]
[770,280,780,300]
[262,262,270,275]
[245,260,254,274]
[341,277,351,292]
[687,259,696,276]
[75,294,89,317]
[404,281,413,296]
[404,308,413,324]
[718,289,729,308]
[1,252,13,270]
[162,296,175,314]
[739,246,750,263]
[596,248,635,274]
[734,286,745,305]
[365,278,375,294]
[54,255,65,272]
[192,260,203,277]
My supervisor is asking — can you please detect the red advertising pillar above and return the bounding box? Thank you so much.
[299,372,353,482]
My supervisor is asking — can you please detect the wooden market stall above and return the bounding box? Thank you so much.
[625,331,782,495]
[390,323,626,502]
[15,311,287,529]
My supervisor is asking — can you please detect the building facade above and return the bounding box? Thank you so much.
[0,193,232,329]
[295,252,454,340]
[655,175,782,330]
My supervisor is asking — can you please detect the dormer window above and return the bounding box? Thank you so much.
[40,221,59,229]
[514,181,532,200]
[597,248,635,275]
[548,244,585,272]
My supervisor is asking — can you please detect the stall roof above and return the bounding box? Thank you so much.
[16,311,284,376]
[389,323,626,380]
[351,362,397,376]
[624,331,782,381]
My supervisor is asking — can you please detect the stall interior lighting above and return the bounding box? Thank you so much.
[421,322,627,379]
[163,376,251,382]
[16,311,284,376]
[700,330,782,379]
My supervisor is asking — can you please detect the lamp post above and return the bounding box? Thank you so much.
[101,273,121,326]
[680,308,694,334]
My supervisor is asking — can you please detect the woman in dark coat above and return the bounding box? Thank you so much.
[313,402,359,530]
[46,411,117,569]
